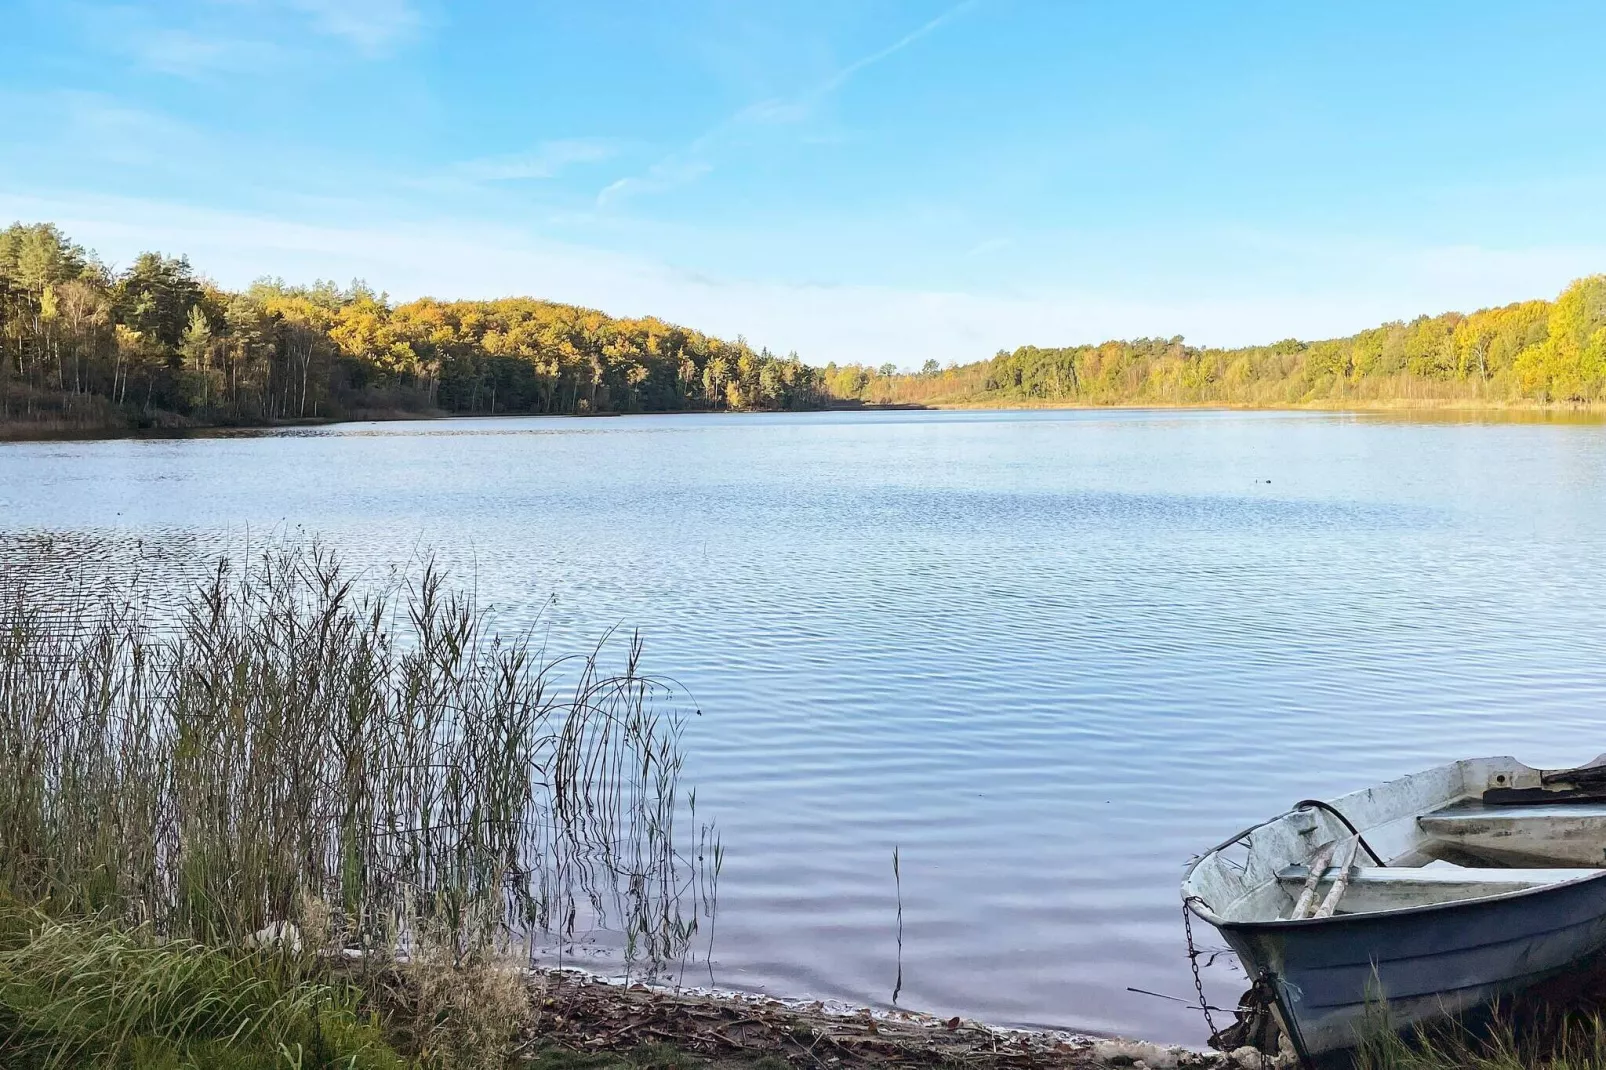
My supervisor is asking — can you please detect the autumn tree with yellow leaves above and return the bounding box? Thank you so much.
[5,221,1603,431]
[829,275,1606,409]
[0,223,821,432]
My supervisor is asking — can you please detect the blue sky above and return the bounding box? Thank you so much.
[2,1,1605,366]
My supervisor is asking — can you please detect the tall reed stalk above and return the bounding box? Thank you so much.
[0,545,713,974]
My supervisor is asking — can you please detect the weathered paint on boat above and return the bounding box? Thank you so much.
[1182,757,1606,1059]
[1215,868,1606,1057]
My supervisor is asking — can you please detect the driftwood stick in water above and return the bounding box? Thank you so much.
[1290,840,1339,920]
[1314,835,1362,919]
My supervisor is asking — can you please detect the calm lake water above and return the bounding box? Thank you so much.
[4,408,1606,1044]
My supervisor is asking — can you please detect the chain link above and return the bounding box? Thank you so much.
[1181,896,1218,1041]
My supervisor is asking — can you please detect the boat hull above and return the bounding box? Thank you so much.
[1216,871,1606,1057]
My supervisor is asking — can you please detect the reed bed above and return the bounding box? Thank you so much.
[0,544,715,974]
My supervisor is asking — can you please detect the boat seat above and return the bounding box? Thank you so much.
[1275,865,1602,915]
[1417,805,1606,866]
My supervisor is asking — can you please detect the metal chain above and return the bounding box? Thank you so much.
[1181,896,1219,1041]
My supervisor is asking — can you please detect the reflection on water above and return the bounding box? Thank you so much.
[2,408,1605,1044]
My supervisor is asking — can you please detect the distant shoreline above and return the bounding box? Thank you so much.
[867,397,1606,418]
[4,396,1605,444]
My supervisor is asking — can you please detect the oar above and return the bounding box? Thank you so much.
[1289,840,1339,920]
[1314,834,1362,919]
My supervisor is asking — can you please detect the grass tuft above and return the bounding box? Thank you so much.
[0,900,406,1069]
[1358,1011,1606,1070]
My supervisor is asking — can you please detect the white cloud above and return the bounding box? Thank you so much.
[598,158,714,206]
[4,92,209,169]
[453,140,619,183]
[810,0,978,99]
[72,0,422,74]
[1,190,1600,368]
[285,0,422,55]
[736,99,814,125]
[963,237,1012,258]
[125,27,280,77]
[69,5,279,79]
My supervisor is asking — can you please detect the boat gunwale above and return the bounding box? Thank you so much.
[1182,806,1606,931]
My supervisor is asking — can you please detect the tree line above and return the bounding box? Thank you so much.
[0,222,822,432]
[10,220,1602,430]
[823,274,1606,408]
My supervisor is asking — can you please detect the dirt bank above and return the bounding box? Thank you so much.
[520,971,1277,1070]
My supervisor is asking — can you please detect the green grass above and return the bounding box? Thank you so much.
[0,901,407,1069]
[1358,1010,1606,1070]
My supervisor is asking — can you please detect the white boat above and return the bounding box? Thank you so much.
[1181,756,1606,1060]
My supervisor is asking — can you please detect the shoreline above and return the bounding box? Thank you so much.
[518,968,1258,1070]
[851,398,1606,419]
[1,397,1603,445]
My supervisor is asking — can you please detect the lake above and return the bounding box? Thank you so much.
[3,407,1605,1045]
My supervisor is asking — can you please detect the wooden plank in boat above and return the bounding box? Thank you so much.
[1275,865,1600,913]
[1312,836,1362,919]
[1277,865,1598,886]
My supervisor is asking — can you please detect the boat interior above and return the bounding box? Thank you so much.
[1183,756,1606,924]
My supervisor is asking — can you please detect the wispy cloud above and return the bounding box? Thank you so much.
[124,27,281,77]
[964,236,1012,258]
[809,0,978,99]
[285,0,423,56]
[597,158,714,207]
[74,0,422,76]
[0,91,207,169]
[598,1,980,206]
[452,139,619,183]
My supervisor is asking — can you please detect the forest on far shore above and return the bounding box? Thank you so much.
[0,222,822,433]
[4,220,1604,435]
[823,274,1606,410]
